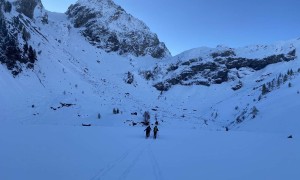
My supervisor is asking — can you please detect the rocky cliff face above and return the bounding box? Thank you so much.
[66,0,170,58]
[146,46,297,91]
[13,0,42,19]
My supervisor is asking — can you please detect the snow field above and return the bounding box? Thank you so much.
[0,124,299,180]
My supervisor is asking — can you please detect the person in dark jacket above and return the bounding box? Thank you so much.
[153,125,159,139]
[144,125,151,138]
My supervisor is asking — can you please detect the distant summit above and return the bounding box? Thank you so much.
[66,0,170,58]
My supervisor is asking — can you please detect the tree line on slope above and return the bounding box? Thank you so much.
[0,0,37,76]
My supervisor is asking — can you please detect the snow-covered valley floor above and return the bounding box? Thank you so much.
[1,2,300,179]
[1,124,299,180]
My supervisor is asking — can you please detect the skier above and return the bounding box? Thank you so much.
[153,125,159,139]
[144,125,151,138]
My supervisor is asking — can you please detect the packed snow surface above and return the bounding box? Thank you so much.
[1,124,299,180]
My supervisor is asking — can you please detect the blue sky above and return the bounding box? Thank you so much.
[41,0,300,55]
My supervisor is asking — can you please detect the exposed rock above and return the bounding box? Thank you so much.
[67,4,97,28]
[211,49,236,58]
[14,0,42,19]
[232,81,243,91]
[225,51,296,70]
[154,82,171,92]
[153,62,229,90]
[181,58,199,66]
[66,0,170,58]
[152,49,297,91]
[167,63,179,71]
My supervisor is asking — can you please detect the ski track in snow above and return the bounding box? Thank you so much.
[118,143,146,180]
[90,140,164,180]
[148,144,163,180]
[90,141,147,180]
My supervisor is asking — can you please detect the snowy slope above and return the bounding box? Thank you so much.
[0,0,300,133]
[0,0,167,127]
[1,1,300,134]
[0,1,300,179]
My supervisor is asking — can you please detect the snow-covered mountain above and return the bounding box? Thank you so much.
[151,45,296,91]
[1,0,300,134]
[66,0,170,58]
[1,1,300,179]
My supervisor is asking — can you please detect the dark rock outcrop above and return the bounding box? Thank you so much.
[14,0,42,19]
[225,52,296,70]
[211,49,236,58]
[152,49,297,91]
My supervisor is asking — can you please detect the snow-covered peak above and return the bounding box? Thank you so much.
[174,38,300,62]
[76,0,115,8]
[66,0,170,58]
[70,0,147,32]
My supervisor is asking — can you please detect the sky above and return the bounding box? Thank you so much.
[41,0,300,56]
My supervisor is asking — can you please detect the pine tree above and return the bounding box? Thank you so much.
[283,74,288,83]
[4,1,12,13]
[267,82,271,89]
[271,79,275,89]
[258,94,262,101]
[277,76,281,87]
[261,84,268,95]
[28,45,37,63]
[143,111,150,125]
[23,42,28,54]
[22,28,31,41]
[41,13,48,24]
[5,38,22,69]
[250,106,259,118]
